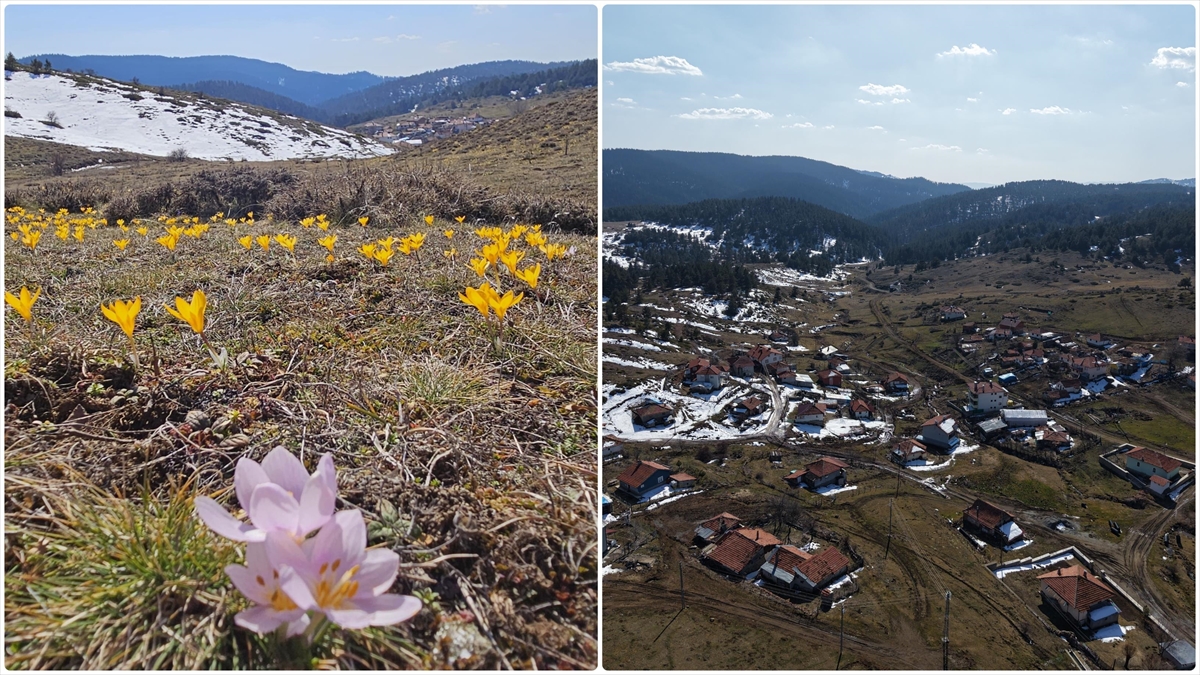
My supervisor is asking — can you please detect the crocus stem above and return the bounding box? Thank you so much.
[127,334,140,374]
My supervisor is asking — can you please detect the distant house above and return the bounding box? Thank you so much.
[917,414,960,452]
[891,438,927,465]
[730,356,756,378]
[966,380,1008,413]
[882,372,910,394]
[692,364,727,390]
[760,545,851,593]
[748,344,785,367]
[1161,640,1196,670]
[962,322,979,334]
[791,457,849,490]
[732,395,767,421]
[816,369,842,388]
[695,512,742,544]
[793,373,816,389]
[670,472,697,490]
[616,460,673,497]
[601,494,612,515]
[1068,356,1109,381]
[991,326,1013,342]
[632,403,673,428]
[1086,333,1114,349]
[998,317,1025,334]
[1148,474,1172,497]
[976,416,1008,440]
[1036,428,1073,453]
[769,329,789,344]
[1124,447,1182,482]
[940,306,967,321]
[684,357,711,377]
[849,398,875,420]
[702,528,781,577]
[1037,565,1120,631]
[963,499,1023,545]
[765,361,797,384]
[794,401,828,426]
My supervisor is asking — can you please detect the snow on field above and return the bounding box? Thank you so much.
[602,380,745,440]
[646,489,701,510]
[603,337,663,352]
[963,530,987,549]
[1093,624,1134,643]
[4,70,392,160]
[952,443,980,455]
[992,551,1075,579]
[921,476,953,495]
[661,316,722,335]
[756,265,851,287]
[600,565,623,576]
[814,484,858,496]
[604,327,638,334]
[604,355,673,371]
[795,417,888,441]
[787,344,810,352]
[1004,539,1034,552]
[905,458,954,472]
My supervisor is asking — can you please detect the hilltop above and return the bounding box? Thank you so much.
[3,69,391,161]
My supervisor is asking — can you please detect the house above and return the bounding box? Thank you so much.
[1036,428,1073,453]
[616,460,673,497]
[1161,639,1196,670]
[1037,565,1120,631]
[732,395,766,421]
[977,417,1008,440]
[990,326,1013,342]
[940,306,967,321]
[891,438,927,465]
[1068,356,1109,381]
[692,364,727,390]
[1178,336,1195,356]
[793,401,828,426]
[1148,474,1171,497]
[730,355,756,378]
[1002,408,1049,429]
[765,361,797,384]
[670,472,697,490]
[1086,333,1114,349]
[784,468,808,487]
[998,317,1025,334]
[601,494,612,515]
[917,414,960,452]
[631,403,673,428]
[816,369,842,388]
[793,457,849,490]
[962,322,979,334]
[1124,447,1182,481]
[748,344,784,367]
[998,372,1019,386]
[963,499,1023,544]
[849,398,875,420]
[769,329,789,343]
[882,372,910,394]
[760,545,851,592]
[966,381,1008,413]
[695,512,742,544]
[702,527,781,577]
[793,373,815,389]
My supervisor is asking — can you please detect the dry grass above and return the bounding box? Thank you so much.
[4,190,597,668]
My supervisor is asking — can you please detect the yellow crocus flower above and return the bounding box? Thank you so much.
[377,236,397,251]
[358,216,369,227]
[137,226,149,236]
[372,247,395,267]
[101,297,141,338]
[113,239,130,251]
[458,283,491,317]
[514,263,541,290]
[444,229,455,239]
[300,217,315,228]
[443,248,457,260]
[5,286,41,323]
[238,235,253,250]
[455,215,466,224]
[73,225,85,242]
[164,290,206,334]
[274,233,297,253]
[358,243,377,260]
[156,234,179,251]
[481,242,502,266]
[424,215,435,226]
[468,257,489,277]
[317,234,337,253]
[486,286,523,321]
[499,249,525,275]
[255,235,271,251]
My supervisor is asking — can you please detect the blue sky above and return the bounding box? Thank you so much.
[603,5,1196,185]
[4,4,597,77]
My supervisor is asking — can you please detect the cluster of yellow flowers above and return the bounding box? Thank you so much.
[358,232,425,268]
[458,222,568,325]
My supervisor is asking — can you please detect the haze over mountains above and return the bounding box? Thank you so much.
[17,54,597,127]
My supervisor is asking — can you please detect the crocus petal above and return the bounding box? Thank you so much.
[265,531,313,578]
[285,614,312,639]
[233,458,270,512]
[296,457,336,535]
[195,496,265,542]
[225,563,272,605]
[277,564,318,610]
[261,446,309,498]
[305,509,365,571]
[329,594,423,628]
[355,548,400,596]
[234,605,286,634]
[248,483,301,535]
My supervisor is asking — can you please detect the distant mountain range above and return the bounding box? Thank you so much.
[16,54,596,128]
[603,149,971,220]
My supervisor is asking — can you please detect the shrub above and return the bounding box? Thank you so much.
[48,153,66,177]
[3,108,20,118]
[167,147,189,162]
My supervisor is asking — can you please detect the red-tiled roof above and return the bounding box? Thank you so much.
[884,372,908,383]
[616,460,670,488]
[893,438,927,456]
[850,399,875,414]
[964,499,1014,530]
[806,457,849,478]
[685,357,710,371]
[797,547,851,586]
[1126,447,1182,473]
[795,402,827,417]
[670,472,696,482]
[1149,475,1170,487]
[700,512,741,532]
[765,544,813,573]
[969,381,1005,394]
[736,528,782,547]
[694,364,725,376]
[632,403,672,420]
[731,356,755,369]
[704,528,781,575]
[1037,565,1114,611]
[785,469,807,481]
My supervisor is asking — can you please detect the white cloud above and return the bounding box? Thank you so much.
[867,125,886,132]
[604,56,703,76]
[898,138,906,142]
[783,122,814,129]
[1030,106,1072,115]
[677,107,772,120]
[474,5,492,14]
[977,148,989,153]
[373,34,421,43]
[937,43,997,58]
[1178,81,1190,88]
[331,37,360,43]
[606,80,615,86]
[1150,47,1196,72]
[714,93,743,100]
[891,97,910,104]
[823,125,835,130]
[859,83,910,97]
[680,97,694,101]
[967,97,978,103]
[856,98,883,106]
[1000,107,1016,115]
[616,97,635,104]
[911,144,963,152]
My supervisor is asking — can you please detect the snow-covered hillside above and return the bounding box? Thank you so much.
[3,70,394,161]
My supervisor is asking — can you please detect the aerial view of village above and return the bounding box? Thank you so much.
[599,4,1195,671]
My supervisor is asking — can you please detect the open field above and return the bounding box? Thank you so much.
[601,233,1194,669]
[5,152,597,666]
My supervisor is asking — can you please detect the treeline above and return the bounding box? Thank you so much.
[603,228,759,303]
[169,80,326,120]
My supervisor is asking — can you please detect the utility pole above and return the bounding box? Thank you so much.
[884,498,895,561]
[942,590,952,670]
[678,559,685,610]
[836,601,846,670]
